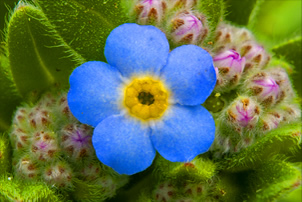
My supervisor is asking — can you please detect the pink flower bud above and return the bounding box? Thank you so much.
[261,111,283,131]
[240,41,270,70]
[170,11,207,44]
[248,72,280,106]
[135,0,167,25]
[60,124,94,159]
[269,67,294,103]
[43,162,73,188]
[213,50,245,88]
[214,24,253,52]
[227,97,261,129]
[31,131,58,161]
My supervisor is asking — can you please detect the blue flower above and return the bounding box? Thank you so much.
[67,23,216,175]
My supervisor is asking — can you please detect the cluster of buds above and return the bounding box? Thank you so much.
[10,92,128,192]
[213,23,270,72]
[133,0,209,46]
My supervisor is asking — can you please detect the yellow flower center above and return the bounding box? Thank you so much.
[124,77,169,121]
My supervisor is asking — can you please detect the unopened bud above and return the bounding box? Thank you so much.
[247,71,280,106]
[261,111,283,132]
[170,11,207,45]
[227,97,261,129]
[43,161,73,188]
[60,124,93,160]
[135,0,167,25]
[213,50,245,89]
[31,131,58,161]
[269,67,294,103]
[168,0,197,9]
[240,41,270,70]
[214,24,253,52]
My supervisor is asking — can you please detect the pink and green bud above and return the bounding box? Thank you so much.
[15,155,39,179]
[269,67,294,103]
[43,161,73,188]
[60,123,94,160]
[169,0,197,9]
[213,50,245,88]
[31,131,58,161]
[154,181,174,202]
[280,104,301,123]
[28,107,52,129]
[135,0,167,25]
[214,24,253,52]
[261,111,283,132]
[170,11,207,44]
[227,97,261,129]
[240,41,270,70]
[248,72,280,106]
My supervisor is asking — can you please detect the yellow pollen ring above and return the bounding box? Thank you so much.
[124,77,169,121]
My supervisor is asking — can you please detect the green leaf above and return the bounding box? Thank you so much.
[36,0,128,61]
[272,37,302,97]
[225,0,260,26]
[0,175,64,201]
[7,2,85,98]
[221,123,301,172]
[0,133,11,174]
[196,0,225,36]
[246,160,301,202]
[0,52,21,132]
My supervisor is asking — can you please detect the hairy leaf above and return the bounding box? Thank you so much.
[36,0,128,61]
[247,160,301,201]
[222,123,301,172]
[7,3,85,98]
[0,133,11,174]
[0,175,64,201]
[0,52,21,132]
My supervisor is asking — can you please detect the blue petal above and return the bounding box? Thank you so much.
[150,105,215,162]
[160,45,216,105]
[92,114,156,175]
[105,23,170,77]
[68,61,122,127]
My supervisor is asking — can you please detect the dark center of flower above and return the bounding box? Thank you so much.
[138,91,155,105]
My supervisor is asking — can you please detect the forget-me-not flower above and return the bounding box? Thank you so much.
[67,23,216,175]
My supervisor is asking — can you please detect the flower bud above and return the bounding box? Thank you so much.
[43,161,73,188]
[168,0,197,9]
[31,131,58,161]
[213,50,245,89]
[240,41,270,70]
[261,111,283,132]
[247,71,280,106]
[170,11,207,45]
[280,104,301,123]
[28,106,52,129]
[226,97,261,129]
[134,0,167,25]
[15,155,39,179]
[214,24,253,52]
[60,123,94,160]
[154,181,175,202]
[268,67,294,103]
